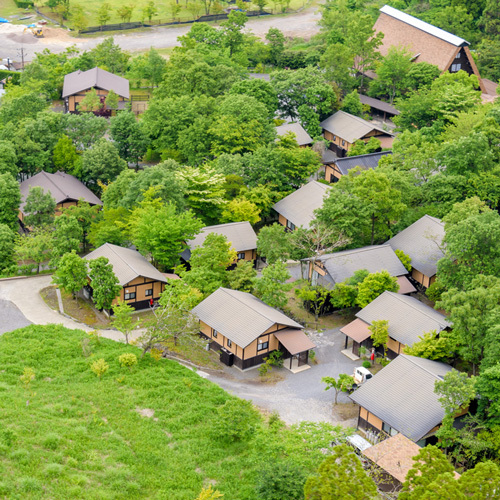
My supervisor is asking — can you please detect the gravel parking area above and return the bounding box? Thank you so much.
[0,299,32,335]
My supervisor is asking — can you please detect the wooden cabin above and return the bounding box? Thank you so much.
[325,151,392,183]
[84,243,168,310]
[62,67,130,114]
[192,287,316,372]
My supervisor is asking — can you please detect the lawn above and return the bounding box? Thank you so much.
[0,0,27,20]
[0,325,345,499]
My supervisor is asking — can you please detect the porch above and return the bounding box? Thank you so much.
[274,328,316,373]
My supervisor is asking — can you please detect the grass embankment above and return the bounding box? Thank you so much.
[0,325,342,499]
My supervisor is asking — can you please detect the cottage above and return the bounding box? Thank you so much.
[182,221,257,263]
[373,5,486,92]
[276,122,313,147]
[19,170,102,225]
[341,291,450,359]
[303,245,416,294]
[325,151,392,183]
[84,243,168,310]
[320,110,394,157]
[350,354,453,445]
[387,215,445,289]
[273,180,331,231]
[62,67,130,114]
[192,287,316,371]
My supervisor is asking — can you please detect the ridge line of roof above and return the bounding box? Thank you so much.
[39,171,67,200]
[399,353,449,379]
[321,244,390,260]
[336,151,392,162]
[384,292,448,326]
[104,243,142,281]
[336,110,394,136]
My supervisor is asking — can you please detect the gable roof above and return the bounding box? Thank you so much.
[374,5,466,72]
[187,222,257,254]
[62,67,130,99]
[272,181,331,229]
[314,245,408,285]
[359,94,400,116]
[19,171,102,214]
[350,354,453,442]
[334,151,392,176]
[320,110,393,144]
[192,287,303,348]
[387,215,445,278]
[356,291,450,347]
[276,122,313,146]
[84,243,168,286]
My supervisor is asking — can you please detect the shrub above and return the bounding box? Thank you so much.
[256,460,307,500]
[362,360,371,369]
[211,399,260,443]
[90,358,109,380]
[19,367,35,389]
[118,353,138,371]
[266,350,283,368]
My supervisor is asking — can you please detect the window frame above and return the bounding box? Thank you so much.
[212,329,218,338]
[286,219,296,231]
[237,252,246,260]
[257,341,269,352]
[227,339,232,348]
[145,288,153,297]
[124,291,136,300]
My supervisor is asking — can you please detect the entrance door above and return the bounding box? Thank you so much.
[298,351,308,366]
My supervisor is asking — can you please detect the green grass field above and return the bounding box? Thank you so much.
[0,324,344,499]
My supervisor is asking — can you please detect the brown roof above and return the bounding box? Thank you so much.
[340,318,371,343]
[19,171,102,214]
[396,276,417,294]
[273,328,316,355]
[62,67,130,99]
[363,433,422,483]
[374,6,465,71]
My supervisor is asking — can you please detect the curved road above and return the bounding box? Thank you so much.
[0,6,322,60]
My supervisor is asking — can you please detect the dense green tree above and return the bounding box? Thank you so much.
[127,48,166,89]
[110,111,149,168]
[0,223,17,274]
[81,138,128,191]
[0,173,21,231]
[226,260,257,293]
[459,461,500,499]
[220,11,248,57]
[404,330,456,362]
[341,90,363,117]
[0,91,48,125]
[63,113,109,151]
[265,28,285,65]
[79,88,102,113]
[322,374,355,405]
[257,223,293,264]
[23,186,56,228]
[88,38,130,75]
[88,256,121,310]
[0,140,18,177]
[253,261,292,310]
[476,363,500,426]
[112,299,135,344]
[405,62,441,92]
[229,79,278,119]
[88,207,129,248]
[221,198,261,225]
[52,251,88,299]
[52,134,81,177]
[369,319,389,356]
[182,233,237,295]
[16,228,52,274]
[97,2,112,26]
[304,444,378,499]
[61,202,101,253]
[356,271,399,308]
[51,215,83,264]
[255,461,306,500]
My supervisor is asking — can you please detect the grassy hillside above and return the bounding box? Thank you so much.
[0,325,342,499]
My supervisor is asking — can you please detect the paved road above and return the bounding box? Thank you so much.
[0,299,32,335]
[0,7,322,60]
[0,275,139,342]
[201,327,359,427]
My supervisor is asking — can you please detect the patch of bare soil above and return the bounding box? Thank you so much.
[135,408,155,418]
[336,403,359,421]
[41,26,76,42]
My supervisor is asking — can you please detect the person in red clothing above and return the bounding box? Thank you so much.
[370,348,375,365]
[149,298,154,308]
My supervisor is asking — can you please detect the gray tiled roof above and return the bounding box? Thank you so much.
[276,122,313,146]
[387,215,445,278]
[356,291,450,347]
[359,94,400,116]
[19,171,102,214]
[84,243,167,286]
[272,181,331,229]
[316,245,408,284]
[334,151,392,176]
[188,222,257,254]
[350,354,453,442]
[62,67,130,98]
[320,110,394,144]
[192,288,303,348]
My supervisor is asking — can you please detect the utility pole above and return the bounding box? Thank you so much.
[17,47,26,69]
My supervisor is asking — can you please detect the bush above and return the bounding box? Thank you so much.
[362,360,371,369]
[256,460,307,500]
[211,399,260,443]
[90,358,109,380]
[118,353,138,371]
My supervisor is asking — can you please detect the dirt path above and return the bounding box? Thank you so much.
[0,6,322,60]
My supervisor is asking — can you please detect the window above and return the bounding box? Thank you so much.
[212,329,218,338]
[455,52,461,58]
[124,292,136,300]
[257,341,269,351]
[227,339,232,347]
[451,63,461,72]
[342,140,345,146]
[333,135,336,141]
[286,219,296,231]
[145,288,153,297]
[237,252,246,260]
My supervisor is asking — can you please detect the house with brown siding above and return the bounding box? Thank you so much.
[350,354,453,446]
[84,243,168,310]
[325,151,392,183]
[373,5,486,92]
[303,245,416,295]
[182,222,257,264]
[19,170,102,224]
[273,181,331,231]
[320,111,394,157]
[192,287,316,372]
[387,215,445,289]
[341,291,450,359]
[62,67,130,113]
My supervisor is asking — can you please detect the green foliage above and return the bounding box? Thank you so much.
[90,358,109,380]
[88,207,129,248]
[52,251,88,299]
[195,485,224,500]
[52,135,81,177]
[341,90,363,117]
[395,249,412,272]
[0,224,17,275]
[19,367,35,389]
[105,90,119,111]
[362,360,371,369]
[296,285,331,320]
[476,363,500,426]
[0,140,18,178]
[221,198,261,225]
[0,173,21,231]
[226,260,257,293]
[255,461,306,500]
[112,300,135,344]
[118,353,138,371]
[211,399,260,443]
[322,374,354,405]
[369,319,389,356]
[88,256,121,310]
[79,88,102,113]
[16,228,52,275]
[60,202,100,253]
[356,271,399,308]
[304,444,378,499]
[257,223,293,264]
[109,110,149,167]
[253,261,292,310]
[426,280,446,303]
[404,330,456,362]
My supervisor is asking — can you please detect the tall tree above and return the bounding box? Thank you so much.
[112,300,135,344]
[109,111,149,168]
[61,202,100,253]
[52,251,88,299]
[0,173,21,231]
[253,260,292,310]
[51,215,83,264]
[0,223,17,274]
[356,271,399,308]
[23,186,56,228]
[88,256,121,310]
